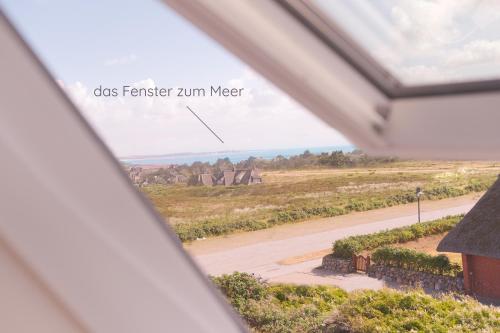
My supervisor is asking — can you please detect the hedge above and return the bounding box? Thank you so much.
[332,215,463,259]
[372,247,462,276]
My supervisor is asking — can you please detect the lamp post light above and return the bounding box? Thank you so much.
[416,187,423,223]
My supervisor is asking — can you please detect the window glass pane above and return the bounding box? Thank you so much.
[314,0,500,85]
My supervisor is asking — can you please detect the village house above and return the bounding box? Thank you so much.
[217,168,262,186]
[438,176,500,302]
[126,165,188,186]
[127,166,144,185]
[197,173,216,186]
[167,174,188,184]
[194,168,262,186]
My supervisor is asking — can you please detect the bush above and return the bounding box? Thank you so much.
[211,272,268,310]
[332,239,363,259]
[324,289,500,333]
[242,299,324,333]
[212,273,347,332]
[372,247,462,276]
[331,215,462,259]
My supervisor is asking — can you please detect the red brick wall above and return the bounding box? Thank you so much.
[464,254,500,300]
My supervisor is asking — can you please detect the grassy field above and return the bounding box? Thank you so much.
[141,161,499,241]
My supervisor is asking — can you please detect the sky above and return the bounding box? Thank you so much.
[3,1,500,157]
[1,0,350,157]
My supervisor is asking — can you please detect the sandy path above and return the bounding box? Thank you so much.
[185,192,483,255]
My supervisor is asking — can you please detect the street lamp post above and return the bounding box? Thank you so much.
[416,187,423,223]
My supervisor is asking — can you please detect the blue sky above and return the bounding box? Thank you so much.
[2,0,244,87]
[1,0,350,156]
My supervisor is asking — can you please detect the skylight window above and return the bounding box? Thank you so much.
[312,0,500,86]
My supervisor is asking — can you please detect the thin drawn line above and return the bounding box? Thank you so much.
[186,105,224,143]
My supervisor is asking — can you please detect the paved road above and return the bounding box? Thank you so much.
[193,203,473,289]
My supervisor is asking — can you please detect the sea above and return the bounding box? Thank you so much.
[121,145,355,166]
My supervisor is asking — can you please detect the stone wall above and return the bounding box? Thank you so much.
[322,254,355,274]
[368,265,464,293]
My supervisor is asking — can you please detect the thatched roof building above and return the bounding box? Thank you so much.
[216,169,262,186]
[222,170,235,186]
[198,173,215,186]
[437,176,500,259]
[193,168,262,186]
[438,177,500,300]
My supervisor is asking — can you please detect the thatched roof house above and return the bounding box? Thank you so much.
[222,170,235,186]
[438,176,500,301]
[231,168,262,185]
[437,177,500,258]
[249,169,263,184]
[198,173,215,186]
[194,168,262,186]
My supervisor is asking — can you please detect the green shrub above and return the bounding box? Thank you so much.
[332,239,363,259]
[211,272,268,311]
[324,289,500,333]
[212,273,347,332]
[372,247,463,276]
[242,299,324,333]
[331,215,462,259]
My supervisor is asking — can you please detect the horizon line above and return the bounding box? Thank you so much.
[119,144,355,160]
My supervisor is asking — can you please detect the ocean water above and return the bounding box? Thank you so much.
[121,145,355,166]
